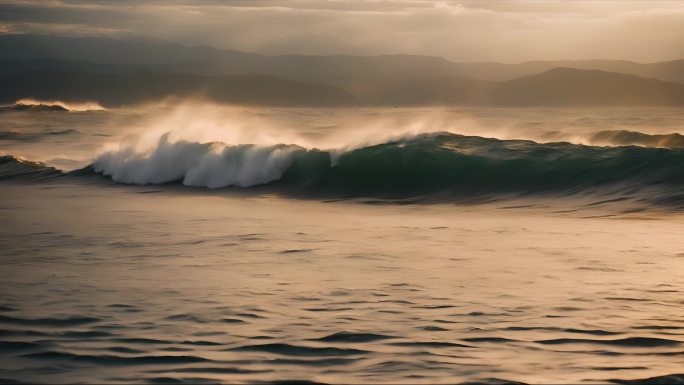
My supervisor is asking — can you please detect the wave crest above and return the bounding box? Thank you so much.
[540,130,684,149]
[589,130,684,148]
[14,98,106,112]
[0,155,62,180]
[4,132,684,207]
[92,134,302,188]
[89,132,684,204]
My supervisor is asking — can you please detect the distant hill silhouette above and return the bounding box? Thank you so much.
[0,71,358,107]
[357,68,684,107]
[491,67,684,106]
[1,34,682,84]
[447,60,684,83]
[2,67,683,107]
[2,35,684,107]
[0,34,262,65]
[356,75,489,105]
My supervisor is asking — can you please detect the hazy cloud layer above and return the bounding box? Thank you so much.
[1,0,683,62]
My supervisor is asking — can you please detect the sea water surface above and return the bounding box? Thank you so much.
[1,105,684,384]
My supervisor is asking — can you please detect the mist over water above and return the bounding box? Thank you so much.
[1,104,684,384]
[4,103,684,170]
[3,103,684,207]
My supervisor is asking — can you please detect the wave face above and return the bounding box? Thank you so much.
[4,132,684,206]
[588,130,684,148]
[540,130,684,149]
[275,133,684,205]
[0,156,62,180]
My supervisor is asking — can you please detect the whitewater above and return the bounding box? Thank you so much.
[1,104,684,384]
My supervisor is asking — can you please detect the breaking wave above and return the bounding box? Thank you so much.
[13,98,107,112]
[2,132,684,206]
[540,130,684,148]
[93,134,298,188]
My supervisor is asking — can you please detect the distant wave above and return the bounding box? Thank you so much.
[541,130,684,148]
[0,155,62,180]
[2,133,683,207]
[14,98,107,112]
[0,129,80,141]
[588,130,684,148]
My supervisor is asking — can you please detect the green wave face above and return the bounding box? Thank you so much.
[278,133,684,202]
[3,133,684,206]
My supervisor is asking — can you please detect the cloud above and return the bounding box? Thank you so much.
[1,0,683,62]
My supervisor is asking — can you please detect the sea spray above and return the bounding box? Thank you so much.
[4,132,684,207]
[85,132,684,206]
[93,134,302,188]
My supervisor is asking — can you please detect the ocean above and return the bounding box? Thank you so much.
[1,104,683,384]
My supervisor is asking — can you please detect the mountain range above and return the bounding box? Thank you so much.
[1,34,683,107]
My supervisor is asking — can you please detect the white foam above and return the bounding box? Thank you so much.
[92,134,301,188]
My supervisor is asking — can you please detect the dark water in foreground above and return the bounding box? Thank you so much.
[1,181,684,384]
[1,107,684,384]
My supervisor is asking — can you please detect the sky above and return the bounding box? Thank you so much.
[0,0,683,62]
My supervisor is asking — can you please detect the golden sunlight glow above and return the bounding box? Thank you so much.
[16,98,107,112]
